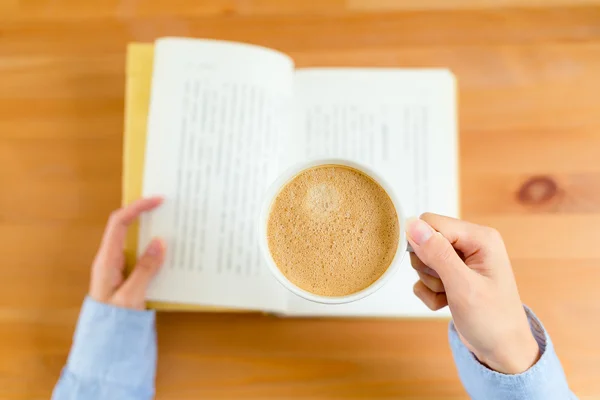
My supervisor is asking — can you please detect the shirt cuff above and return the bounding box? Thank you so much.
[66,296,157,394]
[449,306,573,400]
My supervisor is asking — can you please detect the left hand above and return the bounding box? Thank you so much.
[89,197,166,310]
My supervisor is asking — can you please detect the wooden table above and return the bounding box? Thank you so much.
[2,1,600,399]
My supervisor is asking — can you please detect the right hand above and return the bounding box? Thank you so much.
[406,213,540,375]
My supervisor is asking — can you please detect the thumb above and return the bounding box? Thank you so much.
[406,218,470,290]
[112,238,166,310]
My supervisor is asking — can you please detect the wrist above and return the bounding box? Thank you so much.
[480,331,540,375]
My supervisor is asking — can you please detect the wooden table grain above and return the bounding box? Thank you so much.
[1,2,600,399]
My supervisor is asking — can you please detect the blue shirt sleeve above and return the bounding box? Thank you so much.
[450,306,577,400]
[54,298,575,399]
[52,297,157,400]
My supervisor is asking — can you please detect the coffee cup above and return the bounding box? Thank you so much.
[259,159,410,305]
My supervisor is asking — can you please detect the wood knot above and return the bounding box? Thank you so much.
[517,176,558,205]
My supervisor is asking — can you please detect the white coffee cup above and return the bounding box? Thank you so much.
[258,158,410,305]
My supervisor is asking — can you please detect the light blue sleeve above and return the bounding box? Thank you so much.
[52,297,157,400]
[450,306,577,400]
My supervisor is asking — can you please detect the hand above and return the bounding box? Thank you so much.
[89,197,166,310]
[406,213,540,375]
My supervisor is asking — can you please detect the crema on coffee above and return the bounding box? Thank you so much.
[267,165,399,297]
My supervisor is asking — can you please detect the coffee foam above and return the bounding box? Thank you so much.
[267,165,399,297]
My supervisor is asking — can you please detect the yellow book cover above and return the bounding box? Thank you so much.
[122,43,236,312]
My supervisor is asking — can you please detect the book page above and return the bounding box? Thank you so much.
[139,38,293,312]
[284,69,457,317]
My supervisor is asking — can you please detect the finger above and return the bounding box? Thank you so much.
[420,213,504,259]
[413,280,448,311]
[410,253,440,279]
[98,197,164,263]
[407,218,472,289]
[112,238,166,310]
[417,270,445,293]
[89,251,125,302]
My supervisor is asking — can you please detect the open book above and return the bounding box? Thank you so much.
[138,37,458,317]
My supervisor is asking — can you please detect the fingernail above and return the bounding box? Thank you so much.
[147,239,163,257]
[406,218,435,246]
